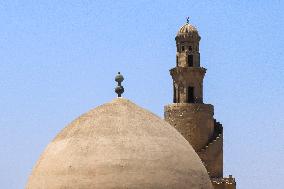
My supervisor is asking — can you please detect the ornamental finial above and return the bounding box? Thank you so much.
[186,17,189,24]
[115,72,124,97]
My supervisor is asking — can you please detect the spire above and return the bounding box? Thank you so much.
[115,72,124,97]
[186,16,190,24]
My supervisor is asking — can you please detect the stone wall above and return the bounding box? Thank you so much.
[164,104,237,189]
[164,103,224,178]
[198,120,223,178]
[164,103,214,152]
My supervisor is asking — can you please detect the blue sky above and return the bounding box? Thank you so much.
[0,1,283,188]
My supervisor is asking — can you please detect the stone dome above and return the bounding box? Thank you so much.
[26,98,213,189]
[177,23,200,37]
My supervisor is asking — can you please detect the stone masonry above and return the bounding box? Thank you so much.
[164,21,236,189]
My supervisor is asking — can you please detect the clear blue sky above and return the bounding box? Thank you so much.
[0,1,283,188]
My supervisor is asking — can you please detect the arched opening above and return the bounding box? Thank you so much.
[176,56,178,66]
[173,85,177,103]
[181,46,185,52]
[187,87,194,103]
[188,55,193,67]
[189,46,192,51]
[177,86,180,103]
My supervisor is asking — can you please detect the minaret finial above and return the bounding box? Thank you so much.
[186,17,189,24]
[115,72,124,97]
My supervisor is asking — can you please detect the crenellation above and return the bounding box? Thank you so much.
[211,176,236,189]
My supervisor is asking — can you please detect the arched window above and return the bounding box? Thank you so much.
[177,86,180,103]
[176,56,178,66]
[173,85,177,103]
[187,55,193,67]
[181,46,185,51]
[187,87,194,103]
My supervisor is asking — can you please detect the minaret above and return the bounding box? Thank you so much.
[173,18,204,104]
[164,19,236,189]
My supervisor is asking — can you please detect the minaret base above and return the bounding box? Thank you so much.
[164,103,214,152]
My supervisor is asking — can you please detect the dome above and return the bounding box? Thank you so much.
[26,98,213,189]
[177,23,200,38]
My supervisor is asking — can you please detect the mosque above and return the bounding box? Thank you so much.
[26,21,237,189]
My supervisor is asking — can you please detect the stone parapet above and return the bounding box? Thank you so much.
[211,176,236,189]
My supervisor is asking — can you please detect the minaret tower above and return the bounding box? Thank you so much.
[164,19,236,189]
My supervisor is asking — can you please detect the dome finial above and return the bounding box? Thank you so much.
[186,16,189,24]
[115,72,124,97]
